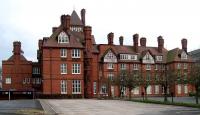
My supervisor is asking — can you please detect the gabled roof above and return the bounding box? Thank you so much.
[70,10,83,26]
[167,48,193,63]
[7,55,27,61]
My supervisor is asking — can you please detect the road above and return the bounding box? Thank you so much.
[41,99,200,115]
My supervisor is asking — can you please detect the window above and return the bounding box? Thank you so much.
[146,64,151,70]
[72,64,81,74]
[146,72,151,81]
[72,49,80,58]
[60,64,67,74]
[147,85,152,94]
[27,78,30,84]
[104,50,117,63]
[183,63,187,69]
[184,85,188,94]
[93,82,97,94]
[120,54,137,60]
[177,84,181,94]
[177,63,181,69]
[101,85,107,94]
[60,49,67,58]
[61,80,67,94]
[107,63,114,69]
[120,64,126,70]
[161,65,165,70]
[35,78,41,84]
[133,87,139,94]
[58,31,69,43]
[156,56,163,61]
[155,74,159,81]
[183,73,187,81]
[120,86,126,96]
[108,73,114,81]
[133,64,139,70]
[5,77,11,84]
[155,65,158,70]
[72,80,81,94]
[23,78,26,84]
[155,85,159,94]
[33,67,40,74]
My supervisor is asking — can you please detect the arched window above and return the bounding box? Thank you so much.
[58,31,69,43]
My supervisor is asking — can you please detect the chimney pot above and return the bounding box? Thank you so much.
[157,36,164,53]
[107,32,114,45]
[133,34,139,52]
[140,37,146,47]
[119,36,123,46]
[13,41,21,55]
[181,38,187,52]
[81,9,86,25]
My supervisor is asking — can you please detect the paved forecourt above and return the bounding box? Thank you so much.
[41,99,200,115]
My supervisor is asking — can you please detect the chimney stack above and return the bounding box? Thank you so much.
[81,9,86,26]
[140,37,146,47]
[60,15,71,30]
[38,39,43,50]
[13,41,21,55]
[157,36,164,53]
[119,36,123,46]
[108,32,114,45]
[133,34,139,52]
[181,38,187,52]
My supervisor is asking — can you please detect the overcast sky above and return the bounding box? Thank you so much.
[0,0,200,65]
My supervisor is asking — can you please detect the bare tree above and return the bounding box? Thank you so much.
[189,63,200,104]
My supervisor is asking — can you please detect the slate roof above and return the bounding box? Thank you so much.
[70,10,83,26]
[97,44,193,63]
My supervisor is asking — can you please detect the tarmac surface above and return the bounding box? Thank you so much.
[0,99,42,115]
[41,99,200,115]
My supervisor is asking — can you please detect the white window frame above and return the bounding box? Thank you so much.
[177,63,181,69]
[183,63,187,69]
[156,56,163,61]
[177,84,181,94]
[58,31,69,43]
[108,73,114,81]
[93,82,97,94]
[146,64,151,70]
[5,77,11,84]
[72,49,80,58]
[107,63,114,69]
[155,85,159,94]
[155,64,158,70]
[101,85,107,94]
[72,80,81,94]
[147,85,152,94]
[60,49,67,58]
[60,64,67,74]
[36,78,41,84]
[61,80,67,94]
[33,67,40,74]
[72,64,81,74]
[133,64,139,70]
[184,84,188,94]
[120,64,126,70]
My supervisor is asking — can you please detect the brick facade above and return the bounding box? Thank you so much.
[2,9,195,98]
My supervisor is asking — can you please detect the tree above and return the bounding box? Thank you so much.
[139,72,151,100]
[155,65,176,102]
[189,63,200,104]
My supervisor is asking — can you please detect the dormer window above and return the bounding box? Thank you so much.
[156,56,163,61]
[58,31,69,43]
[181,51,188,60]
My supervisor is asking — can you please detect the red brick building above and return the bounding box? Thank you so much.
[2,9,194,98]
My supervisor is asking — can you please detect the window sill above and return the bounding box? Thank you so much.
[72,73,81,75]
[72,57,81,59]
[72,92,81,94]
[61,73,67,75]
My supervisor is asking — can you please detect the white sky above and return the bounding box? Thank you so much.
[0,0,200,64]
